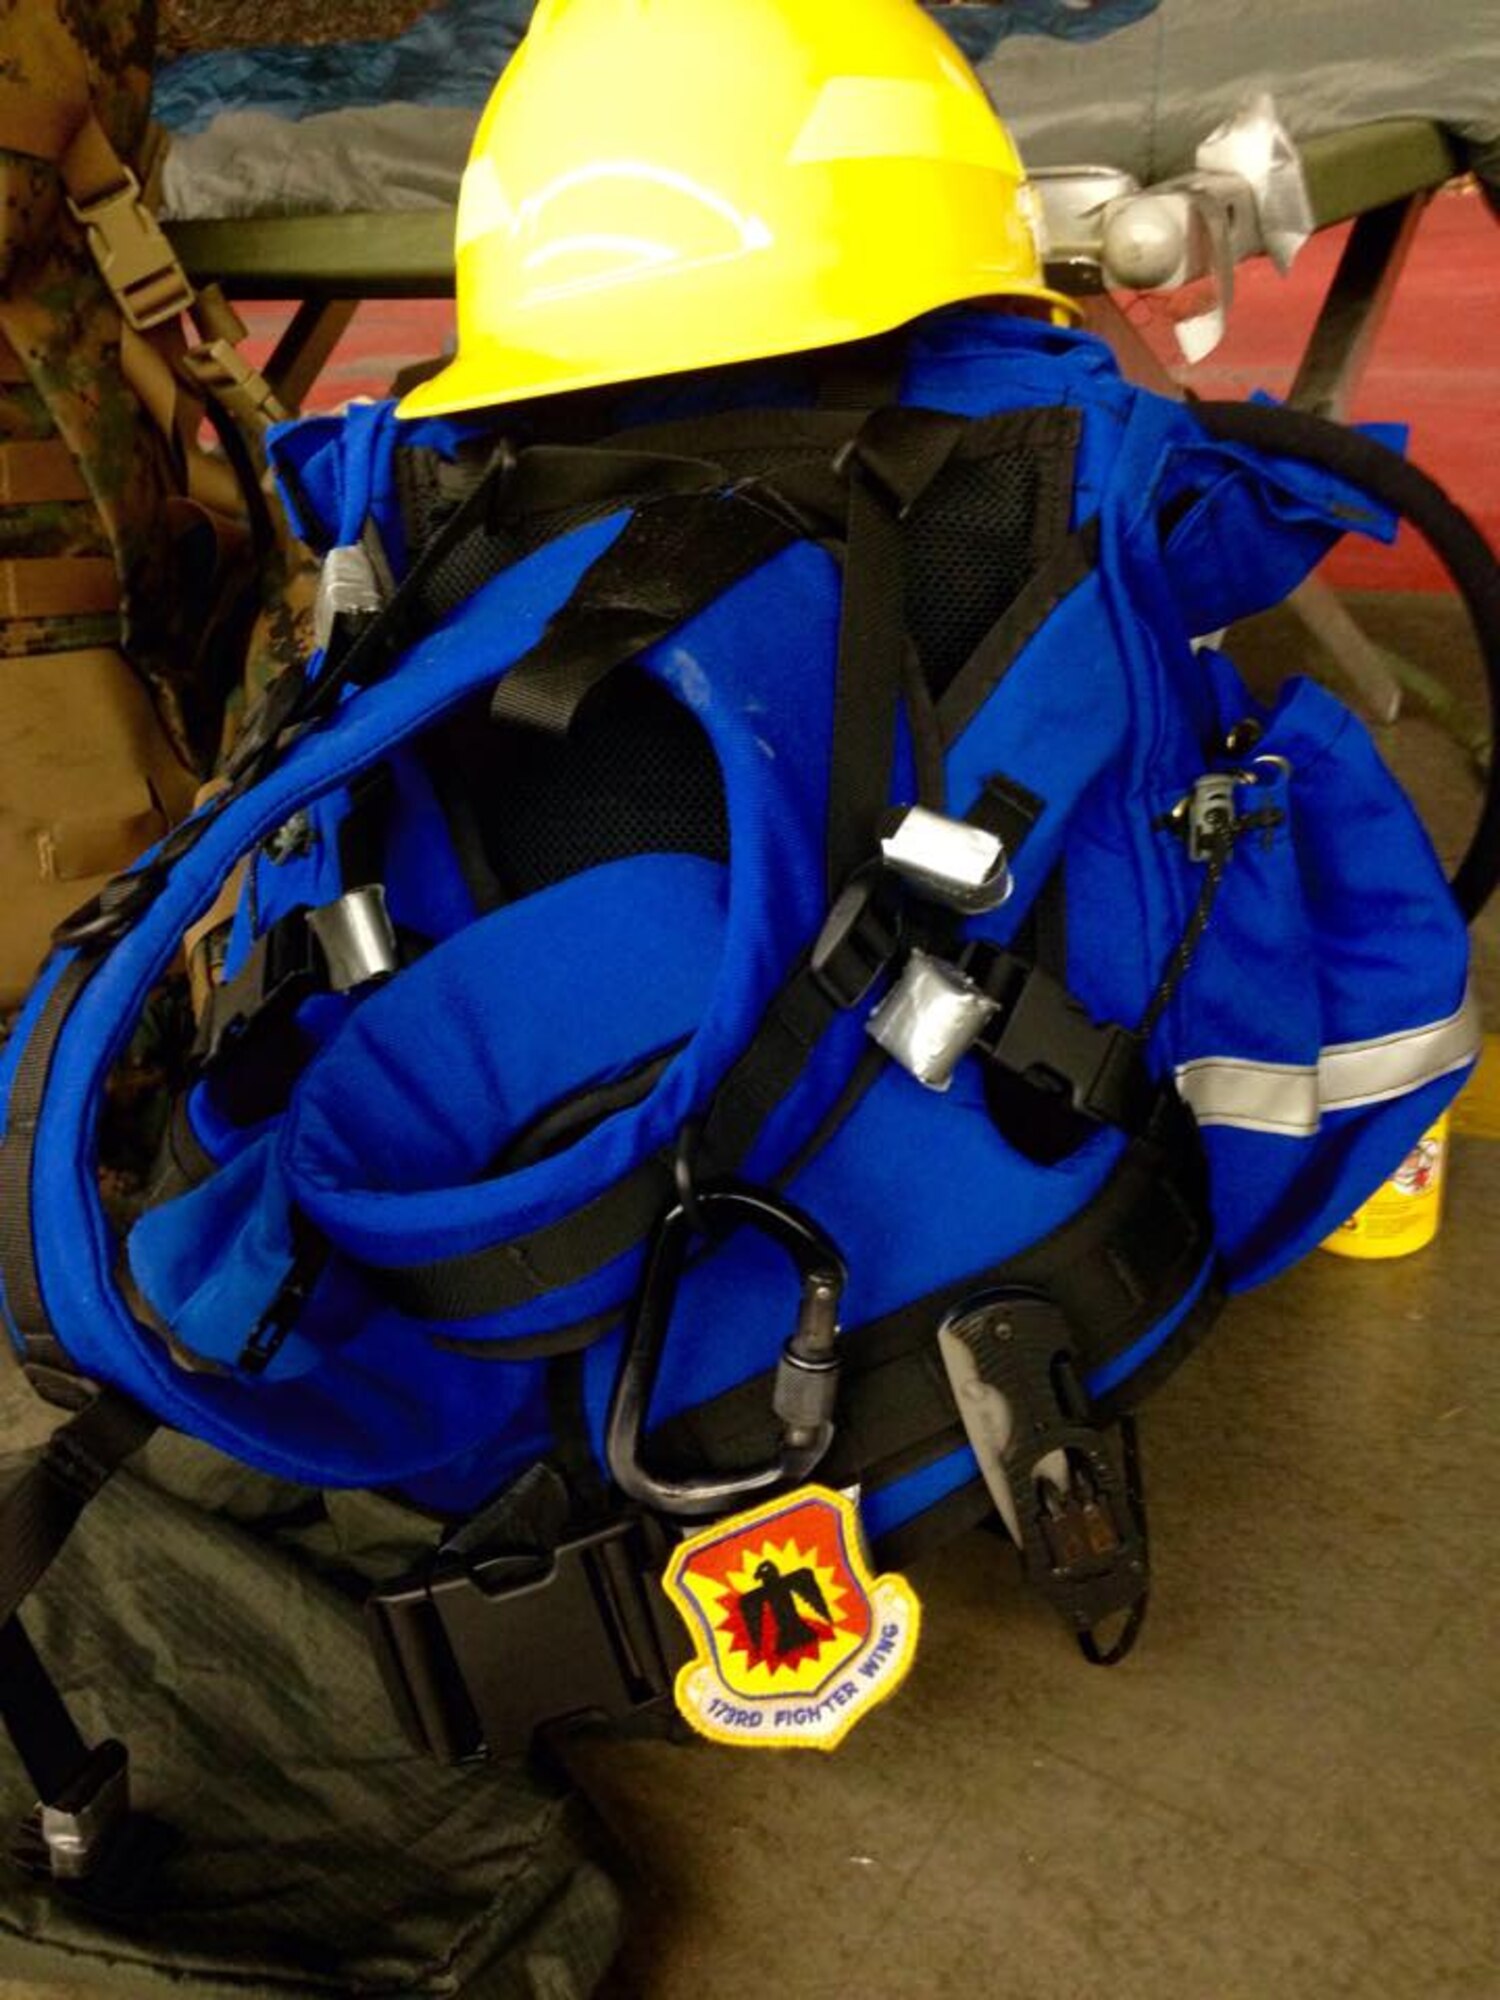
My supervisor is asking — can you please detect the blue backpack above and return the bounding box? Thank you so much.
[3,313,1496,1804]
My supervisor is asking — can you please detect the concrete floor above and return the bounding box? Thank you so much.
[3,600,1498,1999]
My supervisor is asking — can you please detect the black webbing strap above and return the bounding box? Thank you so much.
[595,405,860,466]
[824,407,967,901]
[286,443,735,731]
[0,1388,156,1860]
[647,1094,1218,1492]
[0,1618,90,1804]
[0,1391,158,1630]
[0,946,168,1856]
[935,523,1100,745]
[967,772,1046,860]
[375,1155,675,1322]
[825,464,910,901]
[144,1089,219,1210]
[813,329,910,413]
[0,956,95,1376]
[490,492,796,735]
[588,408,860,547]
[694,953,848,1179]
[0,941,158,1768]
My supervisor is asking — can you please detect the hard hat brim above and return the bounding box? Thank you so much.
[396,286,1080,422]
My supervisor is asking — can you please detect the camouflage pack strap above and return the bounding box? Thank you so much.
[0,78,292,459]
[57,111,289,439]
[0,442,88,507]
[117,320,248,521]
[0,67,285,484]
[0,82,87,166]
[0,559,120,620]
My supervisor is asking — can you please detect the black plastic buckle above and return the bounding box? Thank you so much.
[52,863,165,951]
[962,945,1153,1134]
[810,866,904,1008]
[51,795,230,954]
[366,1515,690,1764]
[937,1291,1149,1654]
[193,909,322,1072]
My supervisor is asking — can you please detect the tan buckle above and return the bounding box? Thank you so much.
[66,168,196,333]
[179,338,291,431]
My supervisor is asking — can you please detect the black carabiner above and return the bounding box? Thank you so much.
[604,1181,847,1519]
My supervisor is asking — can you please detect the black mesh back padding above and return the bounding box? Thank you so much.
[411,501,636,625]
[437,670,728,902]
[902,448,1045,697]
[394,444,664,636]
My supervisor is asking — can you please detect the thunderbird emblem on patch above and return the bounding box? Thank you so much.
[661,1484,921,1751]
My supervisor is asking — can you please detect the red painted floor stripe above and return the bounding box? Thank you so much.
[238,184,1499,592]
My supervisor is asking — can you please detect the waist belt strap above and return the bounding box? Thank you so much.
[0,1390,157,1626]
[368,1104,1219,1760]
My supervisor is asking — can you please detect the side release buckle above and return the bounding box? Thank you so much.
[938,1290,1149,1664]
[367,1510,690,1763]
[195,889,399,1075]
[963,945,1155,1138]
[65,168,195,333]
[192,908,323,1071]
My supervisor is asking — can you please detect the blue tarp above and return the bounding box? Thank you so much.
[153,0,1161,134]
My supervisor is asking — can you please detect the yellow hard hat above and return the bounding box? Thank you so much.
[398,0,1072,420]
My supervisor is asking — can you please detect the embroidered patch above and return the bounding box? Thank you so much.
[662,1484,921,1751]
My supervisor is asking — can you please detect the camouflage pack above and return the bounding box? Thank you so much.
[0,0,302,1007]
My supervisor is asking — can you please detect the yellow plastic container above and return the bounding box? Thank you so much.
[1321,1113,1451,1260]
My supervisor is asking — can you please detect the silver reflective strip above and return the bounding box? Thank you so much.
[1175,1058,1319,1136]
[1176,986,1481,1136]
